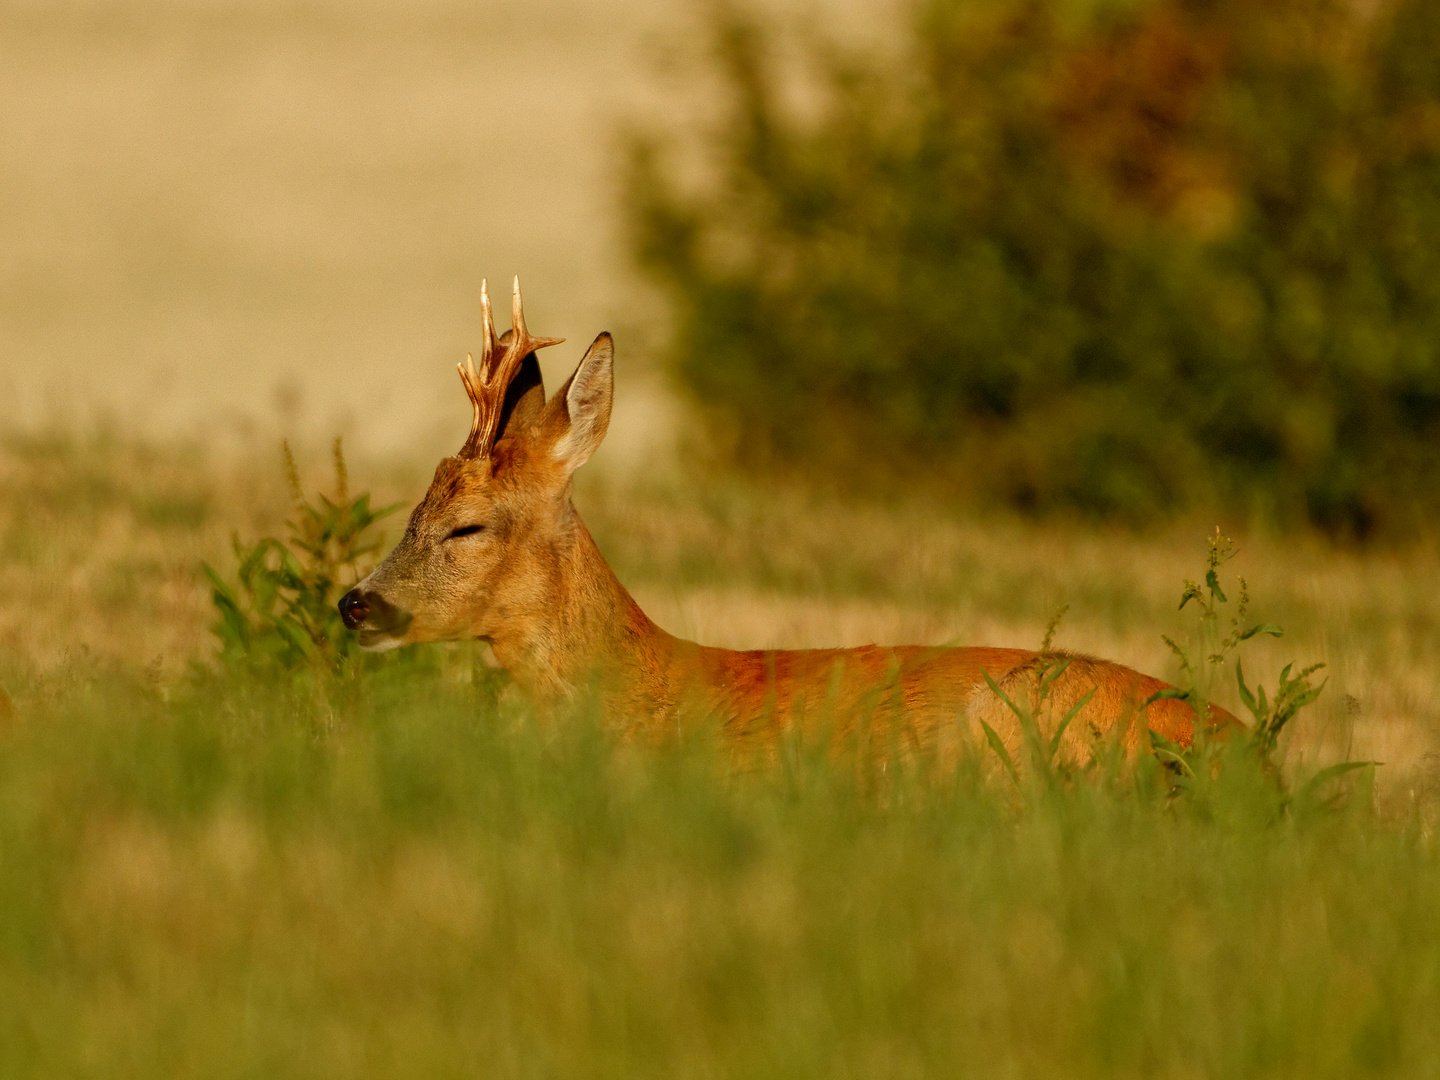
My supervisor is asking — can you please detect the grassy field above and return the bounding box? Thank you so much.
[9,2,1439,1073]
[5,433,1437,783]
[2,433,1440,1077]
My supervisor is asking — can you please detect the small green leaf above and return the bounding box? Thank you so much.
[1152,748,1195,779]
[1292,761,1380,812]
[1050,686,1096,759]
[979,720,1020,787]
[1205,568,1227,603]
[1237,623,1284,641]
[1038,657,1072,692]
[982,669,1025,723]
[1145,687,1191,708]
[1148,730,1185,756]
[1236,660,1261,723]
[1288,679,1327,713]
[1148,730,1195,778]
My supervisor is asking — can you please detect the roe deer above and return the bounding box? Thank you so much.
[339,279,1235,765]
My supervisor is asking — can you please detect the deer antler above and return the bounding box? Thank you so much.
[457,276,564,459]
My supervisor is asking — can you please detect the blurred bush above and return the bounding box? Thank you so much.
[625,0,1440,536]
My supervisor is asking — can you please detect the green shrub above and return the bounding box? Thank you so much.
[626,0,1440,535]
[202,439,400,672]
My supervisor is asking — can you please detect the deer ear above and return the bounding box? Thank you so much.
[551,333,613,472]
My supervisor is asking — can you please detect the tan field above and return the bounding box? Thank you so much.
[0,0,894,460]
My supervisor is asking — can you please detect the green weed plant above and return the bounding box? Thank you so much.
[1146,530,1377,813]
[975,530,1373,819]
[202,439,400,672]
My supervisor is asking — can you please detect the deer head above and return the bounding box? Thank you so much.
[338,278,615,665]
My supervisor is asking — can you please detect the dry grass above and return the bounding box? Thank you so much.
[3,435,1439,1080]
[3,433,1437,801]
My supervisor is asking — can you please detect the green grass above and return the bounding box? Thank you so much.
[1,660,1437,1079]
[2,434,1440,1077]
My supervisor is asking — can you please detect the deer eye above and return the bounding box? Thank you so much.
[445,524,485,540]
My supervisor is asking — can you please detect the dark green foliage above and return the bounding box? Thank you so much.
[626,0,1440,534]
[202,439,401,671]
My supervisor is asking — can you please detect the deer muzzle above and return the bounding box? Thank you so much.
[338,587,413,648]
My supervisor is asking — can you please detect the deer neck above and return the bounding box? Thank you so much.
[486,504,678,709]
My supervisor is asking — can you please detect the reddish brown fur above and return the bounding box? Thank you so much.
[342,299,1238,769]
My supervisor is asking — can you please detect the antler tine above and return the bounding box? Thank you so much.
[457,356,490,459]
[488,275,565,397]
[456,275,565,460]
[479,279,498,374]
[505,276,565,356]
[511,275,527,343]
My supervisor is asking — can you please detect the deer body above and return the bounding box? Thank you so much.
[339,280,1223,765]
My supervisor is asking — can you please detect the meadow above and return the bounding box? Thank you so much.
[7,0,1440,1074]
[2,432,1439,1078]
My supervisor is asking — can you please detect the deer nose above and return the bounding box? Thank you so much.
[338,589,369,629]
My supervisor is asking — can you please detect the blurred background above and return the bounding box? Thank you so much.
[627,0,1440,537]
[7,0,1439,537]
[0,0,891,469]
